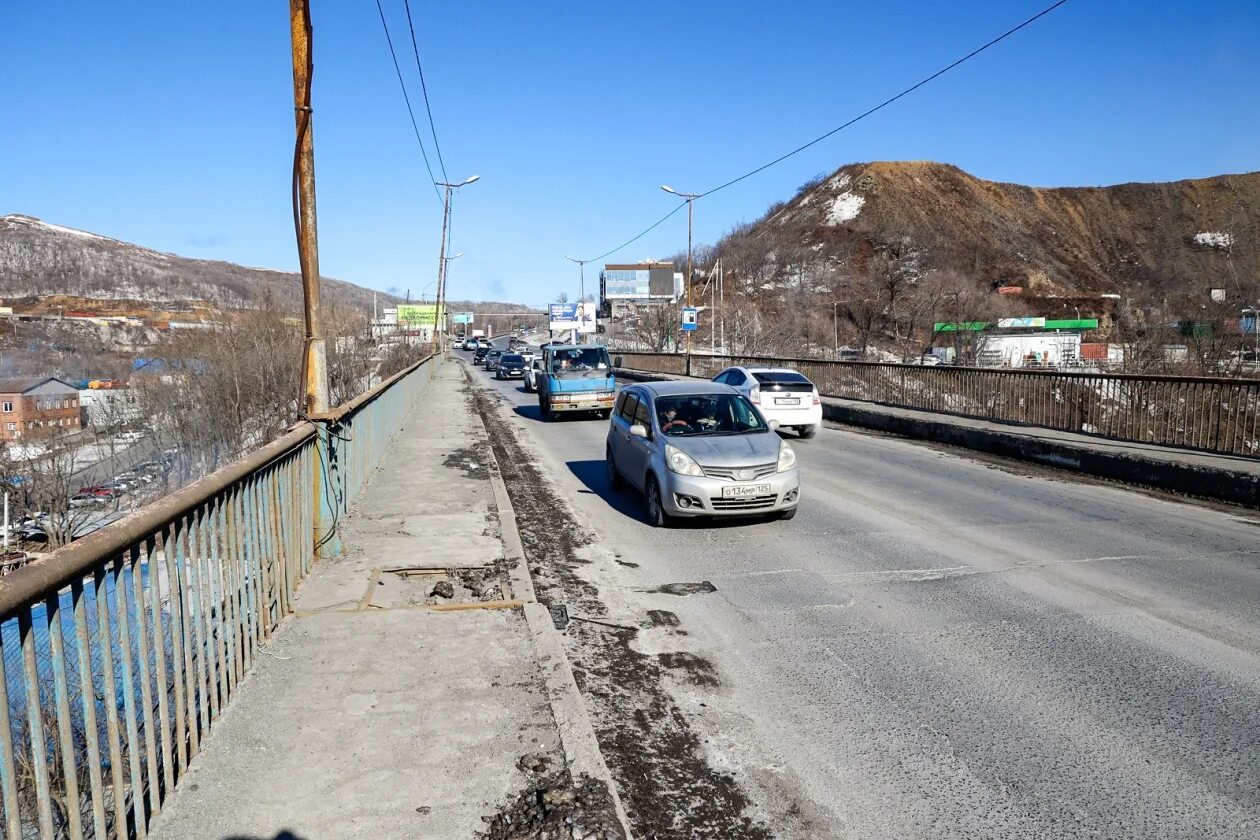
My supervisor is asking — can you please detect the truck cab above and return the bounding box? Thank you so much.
[536,342,616,420]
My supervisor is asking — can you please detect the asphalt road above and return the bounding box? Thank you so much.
[466,348,1260,839]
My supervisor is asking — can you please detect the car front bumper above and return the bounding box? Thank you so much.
[549,393,615,412]
[659,467,800,517]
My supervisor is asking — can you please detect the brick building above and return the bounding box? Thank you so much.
[0,377,82,441]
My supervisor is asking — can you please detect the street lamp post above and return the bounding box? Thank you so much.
[662,185,701,356]
[564,255,592,344]
[435,175,480,348]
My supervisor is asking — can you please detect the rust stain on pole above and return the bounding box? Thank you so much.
[290,0,329,415]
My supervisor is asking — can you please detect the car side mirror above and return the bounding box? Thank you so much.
[629,423,648,438]
[614,355,623,368]
[768,419,781,430]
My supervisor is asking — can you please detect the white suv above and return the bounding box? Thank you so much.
[712,367,823,438]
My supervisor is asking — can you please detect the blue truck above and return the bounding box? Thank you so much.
[536,342,617,420]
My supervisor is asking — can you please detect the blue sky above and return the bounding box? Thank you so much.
[3,1,1258,308]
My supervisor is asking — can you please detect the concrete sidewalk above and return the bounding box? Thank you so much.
[149,365,574,840]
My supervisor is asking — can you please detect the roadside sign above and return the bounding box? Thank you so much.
[681,307,698,331]
[453,312,474,324]
[549,303,579,332]
[396,304,441,327]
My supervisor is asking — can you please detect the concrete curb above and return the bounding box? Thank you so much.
[615,367,1260,509]
[469,368,636,839]
[820,400,1260,509]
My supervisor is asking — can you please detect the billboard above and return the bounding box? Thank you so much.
[452,312,474,324]
[549,303,578,331]
[396,304,442,327]
[549,303,598,333]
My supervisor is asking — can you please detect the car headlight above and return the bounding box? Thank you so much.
[777,442,797,472]
[665,444,704,477]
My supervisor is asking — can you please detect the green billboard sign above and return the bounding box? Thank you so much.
[396,304,442,327]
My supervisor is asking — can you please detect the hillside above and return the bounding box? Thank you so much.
[724,161,1259,299]
[0,214,399,314]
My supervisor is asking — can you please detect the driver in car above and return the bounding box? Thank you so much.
[660,407,689,433]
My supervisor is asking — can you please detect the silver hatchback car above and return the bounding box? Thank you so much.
[605,381,801,526]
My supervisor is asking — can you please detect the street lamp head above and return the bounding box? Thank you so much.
[462,175,480,185]
[446,252,464,261]
[661,185,677,195]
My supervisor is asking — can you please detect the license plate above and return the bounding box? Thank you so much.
[774,397,800,405]
[721,483,772,498]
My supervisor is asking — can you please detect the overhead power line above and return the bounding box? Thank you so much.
[576,203,685,264]
[574,0,1070,264]
[402,0,448,184]
[373,0,443,208]
[701,0,1071,198]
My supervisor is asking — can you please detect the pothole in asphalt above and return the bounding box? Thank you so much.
[643,581,718,597]
[443,445,491,480]
[376,564,511,607]
[481,767,626,840]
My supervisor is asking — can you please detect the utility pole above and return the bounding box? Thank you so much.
[565,256,591,345]
[290,0,328,414]
[435,175,480,349]
[662,185,701,357]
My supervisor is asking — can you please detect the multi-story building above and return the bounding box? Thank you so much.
[0,377,83,441]
[598,263,685,341]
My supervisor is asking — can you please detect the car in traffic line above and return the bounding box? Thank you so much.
[482,349,504,371]
[713,366,823,438]
[495,353,527,380]
[473,344,492,364]
[522,358,544,392]
[606,381,800,526]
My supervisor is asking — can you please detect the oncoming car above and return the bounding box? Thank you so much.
[605,381,800,526]
[713,367,822,438]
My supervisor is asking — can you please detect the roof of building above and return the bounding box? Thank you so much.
[0,376,79,395]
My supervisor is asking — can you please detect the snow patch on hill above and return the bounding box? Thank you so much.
[825,192,865,225]
[1193,231,1234,250]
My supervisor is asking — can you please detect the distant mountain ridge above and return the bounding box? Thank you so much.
[723,161,1260,299]
[0,214,399,313]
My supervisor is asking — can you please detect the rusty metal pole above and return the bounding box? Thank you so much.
[290,0,328,415]
[290,0,338,558]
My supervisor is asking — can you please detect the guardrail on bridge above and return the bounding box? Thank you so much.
[614,351,1260,458]
[0,353,438,839]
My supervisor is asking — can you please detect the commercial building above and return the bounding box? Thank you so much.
[599,262,685,340]
[0,377,82,441]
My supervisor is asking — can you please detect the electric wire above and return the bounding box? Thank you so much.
[402,0,447,183]
[373,0,444,208]
[572,0,1070,263]
[700,0,1070,198]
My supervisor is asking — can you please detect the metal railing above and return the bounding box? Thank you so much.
[615,351,1260,457]
[0,353,438,839]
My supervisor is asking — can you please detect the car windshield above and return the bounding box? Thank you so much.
[654,393,768,437]
[550,347,611,375]
[502,354,523,363]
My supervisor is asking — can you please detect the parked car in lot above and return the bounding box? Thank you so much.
[482,350,504,371]
[606,381,800,526]
[495,353,527,380]
[712,367,822,439]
